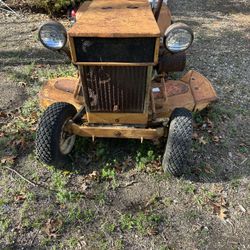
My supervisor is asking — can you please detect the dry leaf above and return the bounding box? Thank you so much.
[147,227,159,236]
[0,111,7,118]
[218,206,229,220]
[206,118,214,128]
[212,197,229,220]
[14,193,26,202]
[192,132,199,140]
[1,155,16,165]
[212,136,220,143]
[198,136,208,145]
[204,165,214,174]
[44,218,62,238]
[88,171,99,181]
[13,138,26,149]
[81,183,89,192]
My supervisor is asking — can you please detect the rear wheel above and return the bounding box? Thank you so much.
[162,108,193,176]
[36,102,77,167]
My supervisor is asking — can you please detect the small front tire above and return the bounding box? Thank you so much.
[36,102,77,168]
[162,108,193,176]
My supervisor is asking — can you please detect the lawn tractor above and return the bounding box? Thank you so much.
[36,0,217,176]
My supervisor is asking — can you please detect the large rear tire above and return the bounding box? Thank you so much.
[36,102,77,168]
[162,108,193,176]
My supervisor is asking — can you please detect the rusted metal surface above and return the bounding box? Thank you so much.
[181,70,218,111]
[82,66,148,113]
[66,121,164,140]
[157,4,172,36]
[151,70,217,117]
[158,51,186,73]
[39,77,82,110]
[54,79,77,93]
[164,81,189,97]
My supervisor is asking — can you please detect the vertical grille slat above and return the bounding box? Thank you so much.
[84,66,148,113]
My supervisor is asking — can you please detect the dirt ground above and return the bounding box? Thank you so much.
[0,0,249,249]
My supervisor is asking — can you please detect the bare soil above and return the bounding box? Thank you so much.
[0,1,249,249]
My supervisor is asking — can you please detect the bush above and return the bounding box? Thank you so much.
[25,0,85,16]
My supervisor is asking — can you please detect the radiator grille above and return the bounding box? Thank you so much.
[83,66,148,113]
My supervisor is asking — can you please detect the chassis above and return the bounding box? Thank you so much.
[36,0,217,176]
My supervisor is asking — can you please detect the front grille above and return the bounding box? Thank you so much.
[74,37,156,63]
[83,66,148,113]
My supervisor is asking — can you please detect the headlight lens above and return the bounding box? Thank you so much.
[164,23,194,53]
[38,21,67,50]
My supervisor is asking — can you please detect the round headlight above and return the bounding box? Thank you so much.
[38,21,67,50]
[164,23,194,53]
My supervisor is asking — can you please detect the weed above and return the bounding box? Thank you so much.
[119,214,135,231]
[101,166,116,180]
[0,217,11,236]
[136,150,155,171]
[51,171,82,203]
[101,222,116,234]
[95,192,107,206]
[119,212,163,234]
[101,164,119,189]
[81,209,96,223]
[239,146,248,154]
[163,197,173,206]
[66,236,79,249]
[114,239,124,250]
[182,182,196,194]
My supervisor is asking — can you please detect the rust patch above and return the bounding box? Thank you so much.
[54,79,76,93]
[164,80,189,97]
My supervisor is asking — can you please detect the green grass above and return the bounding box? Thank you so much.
[119,212,163,234]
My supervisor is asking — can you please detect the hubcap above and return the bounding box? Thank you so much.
[59,119,76,155]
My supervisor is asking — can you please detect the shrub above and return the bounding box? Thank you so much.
[25,0,85,16]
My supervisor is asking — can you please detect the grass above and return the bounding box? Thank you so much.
[1,30,249,248]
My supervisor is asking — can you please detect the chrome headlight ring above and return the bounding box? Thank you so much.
[38,21,67,50]
[164,23,194,53]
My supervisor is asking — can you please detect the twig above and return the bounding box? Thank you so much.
[240,158,248,165]
[2,165,37,187]
[120,181,137,188]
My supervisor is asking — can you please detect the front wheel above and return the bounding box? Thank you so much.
[36,102,77,168]
[162,108,193,176]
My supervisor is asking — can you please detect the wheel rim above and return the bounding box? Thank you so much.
[59,119,76,155]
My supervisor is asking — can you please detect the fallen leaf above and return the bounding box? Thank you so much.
[147,227,159,236]
[206,118,214,128]
[0,111,7,118]
[218,206,229,220]
[13,138,26,149]
[81,183,89,192]
[14,193,26,202]
[44,218,62,238]
[1,156,16,165]
[204,165,214,174]
[212,197,229,220]
[212,136,220,143]
[87,171,99,181]
[192,132,199,140]
[198,136,208,145]
[17,82,27,87]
